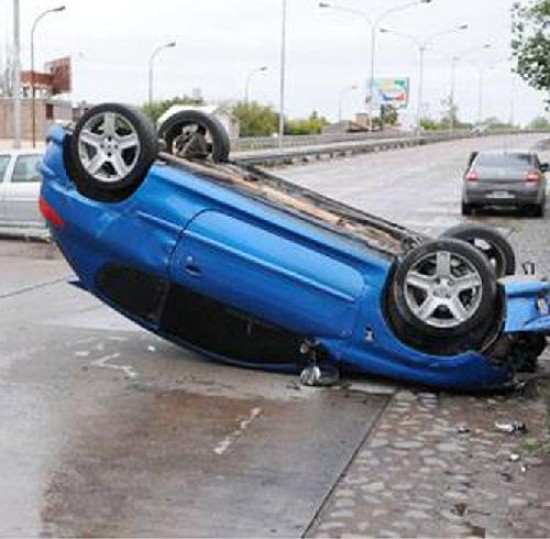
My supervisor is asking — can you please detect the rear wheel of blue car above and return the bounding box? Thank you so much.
[387,239,499,355]
[440,223,516,277]
[67,103,158,201]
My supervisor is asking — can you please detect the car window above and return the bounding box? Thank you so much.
[474,153,534,170]
[0,155,10,183]
[11,154,42,183]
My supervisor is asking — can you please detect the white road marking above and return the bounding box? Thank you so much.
[90,353,138,379]
[213,407,263,456]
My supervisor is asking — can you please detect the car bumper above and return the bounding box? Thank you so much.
[464,187,543,206]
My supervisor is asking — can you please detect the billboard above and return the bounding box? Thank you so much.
[368,77,410,110]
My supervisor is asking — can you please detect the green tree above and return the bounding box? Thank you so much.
[419,118,440,131]
[142,95,204,123]
[528,115,550,129]
[378,105,398,129]
[232,101,279,137]
[285,111,328,135]
[439,97,461,129]
[512,1,550,100]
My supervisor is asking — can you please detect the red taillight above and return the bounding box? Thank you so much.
[39,196,64,229]
[466,170,479,182]
[525,170,542,184]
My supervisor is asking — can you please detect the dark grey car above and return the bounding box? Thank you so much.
[462,150,548,217]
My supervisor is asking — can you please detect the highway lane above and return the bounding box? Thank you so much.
[279,133,550,237]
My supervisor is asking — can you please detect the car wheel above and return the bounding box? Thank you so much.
[440,223,516,277]
[158,110,230,163]
[461,202,473,216]
[387,239,498,354]
[67,103,158,201]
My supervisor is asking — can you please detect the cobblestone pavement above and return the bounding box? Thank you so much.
[307,370,550,538]
[295,137,550,538]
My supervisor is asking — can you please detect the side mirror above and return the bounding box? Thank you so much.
[540,162,549,173]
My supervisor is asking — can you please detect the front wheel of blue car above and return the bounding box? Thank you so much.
[158,109,230,163]
[387,239,499,355]
[67,103,158,201]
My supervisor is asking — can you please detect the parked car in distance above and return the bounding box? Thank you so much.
[462,150,548,217]
[0,149,44,227]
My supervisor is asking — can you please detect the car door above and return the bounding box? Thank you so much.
[4,153,43,225]
[0,154,12,223]
[169,210,364,340]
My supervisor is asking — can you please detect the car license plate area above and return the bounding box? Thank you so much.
[487,191,515,199]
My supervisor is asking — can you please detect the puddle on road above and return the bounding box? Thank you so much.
[39,384,387,538]
[40,389,264,537]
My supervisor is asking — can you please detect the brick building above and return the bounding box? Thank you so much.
[0,97,73,140]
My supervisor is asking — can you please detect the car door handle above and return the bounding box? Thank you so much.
[184,256,201,277]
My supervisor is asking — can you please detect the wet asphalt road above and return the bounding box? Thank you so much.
[0,242,388,537]
[1,132,549,537]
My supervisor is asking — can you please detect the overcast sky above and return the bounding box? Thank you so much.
[0,0,547,126]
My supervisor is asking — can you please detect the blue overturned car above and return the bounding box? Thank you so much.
[39,103,550,390]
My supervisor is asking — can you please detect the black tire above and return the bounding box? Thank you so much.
[531,202,545,218]
[387,239,498,355]
[461,201,472,215]
[67,103,158,201]
[158,110,230,163]
[440,223,516,277]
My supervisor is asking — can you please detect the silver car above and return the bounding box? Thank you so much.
[0,149,44,226]
[462,150,548,217]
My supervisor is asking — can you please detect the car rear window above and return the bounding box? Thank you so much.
[474,153,535,169]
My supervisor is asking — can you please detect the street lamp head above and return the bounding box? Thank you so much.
[379,27,390,33]
[420,0,432,4]
[319,2,331,8]
[482,43,491,49]
[53,5,66,12]
[167,41,176,48]
[458,24,468,30]
[260,66,268,71]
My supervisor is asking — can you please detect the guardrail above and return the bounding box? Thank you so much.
[231,128,547,167]
[232,129,424,151]
[232,129,478,167]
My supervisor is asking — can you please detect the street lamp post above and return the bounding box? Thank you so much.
[477,64,495,125]
[320,0,432,131]
[380,24,468,134]
[31,5,66,148]
[338,84,358,122]
[244,66,268,103]
[448,44,491,129]
[449,55,459,132]
[278,0,287,150]
[12,0,21,149]
[148,41,176,107]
